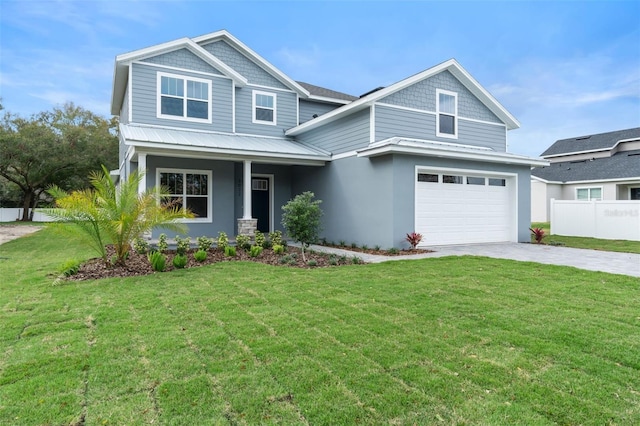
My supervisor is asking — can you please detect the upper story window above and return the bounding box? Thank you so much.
[252,90,276,125]
[436,89,457,139]
[576,187,602,201]
[157,72,211,123]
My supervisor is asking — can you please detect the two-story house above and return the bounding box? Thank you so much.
[110,30,546,248]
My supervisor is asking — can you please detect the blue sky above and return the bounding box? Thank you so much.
[1,0,638,157]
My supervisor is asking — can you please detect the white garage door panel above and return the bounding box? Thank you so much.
[415,171,513,246]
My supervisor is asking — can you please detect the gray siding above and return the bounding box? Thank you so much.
[296,109,370,154]
[298,100,341,125]
[120,83,129,124]
[146,156,236,239]
[235,87,297,137]
[293,154,532,248]
[200,40,288,89]
[375,105,506,151]
[131,63,232,133]
[380,70,502,124]
[141,48,223,75]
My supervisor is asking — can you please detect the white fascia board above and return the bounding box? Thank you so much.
[126,141,328,166]
[357,143,550,167]
[193,30,310,98]
[287,59,519,136]
[307,95,352,105]
[548,177,640,185]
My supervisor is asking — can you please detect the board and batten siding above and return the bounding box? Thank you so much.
[200,40,288,90]
[296,109,370,154]
[375,104,506,151]
[234,87,297,137]
[298,100,341,125]
[130,62,233,133]
[380,70,502,125]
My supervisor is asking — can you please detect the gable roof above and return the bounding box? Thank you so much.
[110,37,249,115]
[541,127,640,157]
[286,59,520,137]
[297,81,358,104]
[192,30,310,97]
[532,149,640,183]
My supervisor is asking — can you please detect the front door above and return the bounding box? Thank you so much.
[251,177,270,233]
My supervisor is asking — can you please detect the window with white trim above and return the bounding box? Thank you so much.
[630,187,640,200]
[436,89,457,138]
[159,169,212,221]
[252,90,276,125]
[576,187,602,201]
[157,72,211,123]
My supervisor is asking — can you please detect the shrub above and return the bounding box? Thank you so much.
[307,259,318,267]
[530,227,547,244]
[172,254,187,269]
[58,259,81,277]
[338,240,346,247]
[216,232,229,251]
[262,239,273,250]
[196,236,213,252]
[268,230,283,247]
[387,247,399,255]
[351,242,357,249]
[193,249,207,262]
[157,233,169,253]
[235,234,251,251]
[328,256,338,266]
[174,235,190,256]
[361,244,368,250]
[352,256,362,264]
[272,244,285,254]
[249,245,263,257]
[132,238,150,254]
[374,245,381,251]
[254,232,266,248]
[224,245,236,257]
[281,191,323,262]
[148,251,166,272]
[405,232,423,249]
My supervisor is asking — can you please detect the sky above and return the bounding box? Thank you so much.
[0,0,638,157]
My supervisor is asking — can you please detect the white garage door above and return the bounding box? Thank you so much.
[415,170,515,246]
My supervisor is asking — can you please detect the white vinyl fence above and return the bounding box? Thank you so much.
[0,208,57,222]
[550,199,640,241]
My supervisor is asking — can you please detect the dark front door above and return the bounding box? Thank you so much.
[252,177,270,233]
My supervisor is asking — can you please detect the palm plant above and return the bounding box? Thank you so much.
[43,165,191,266]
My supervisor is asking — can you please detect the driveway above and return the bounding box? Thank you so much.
[307,242,640,278]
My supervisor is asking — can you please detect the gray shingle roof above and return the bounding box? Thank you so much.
[532,149,640,182]
[297,81,358,102]
[541,127,640,157]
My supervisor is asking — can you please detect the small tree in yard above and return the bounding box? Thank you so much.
[281,191,322,262]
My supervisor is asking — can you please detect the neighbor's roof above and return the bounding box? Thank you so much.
[532,149,640,183]
[297,81,358,103]
[120,124,330,165]
[286,58,520,137]
[541,127,640,157]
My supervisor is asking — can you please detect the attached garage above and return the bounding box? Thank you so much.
[415,167,517,246]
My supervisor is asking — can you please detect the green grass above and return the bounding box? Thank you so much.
[531,222,640,253]
[1,226,639,425]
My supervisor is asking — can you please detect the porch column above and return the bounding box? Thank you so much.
[137,153,147,194]
[243,159,252,219]
[237,160,258,237]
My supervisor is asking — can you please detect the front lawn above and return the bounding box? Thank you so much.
[532,222,640,254]
[1,227,638,424]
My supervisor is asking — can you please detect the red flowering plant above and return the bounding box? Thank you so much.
[405,232,423,249]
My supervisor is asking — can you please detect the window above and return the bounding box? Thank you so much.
[159,169,211,221]
[576,187,602,201]
[443,175,463,184]
[157,72,211,122]
[252,178,268,191]
[630,187,640,200]
[252,90,276,125]
[417,173,439,183]
[488,178,506,187]
[436,89,457,138]
[467,177,485,186]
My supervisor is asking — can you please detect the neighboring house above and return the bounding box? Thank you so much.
[531,128,640,222]
[110,30,546,248]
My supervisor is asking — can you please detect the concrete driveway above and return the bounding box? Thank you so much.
[307,242,640,278]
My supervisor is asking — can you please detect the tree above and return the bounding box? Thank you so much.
[0,103,118,221]
[43,166,192,266]
[281,191,323,262]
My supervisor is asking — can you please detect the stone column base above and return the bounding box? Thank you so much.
[237,218,258,237]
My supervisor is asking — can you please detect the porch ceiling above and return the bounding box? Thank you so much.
[120,124,330,165]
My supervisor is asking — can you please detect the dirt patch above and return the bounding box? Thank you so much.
[0,224,43,245]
